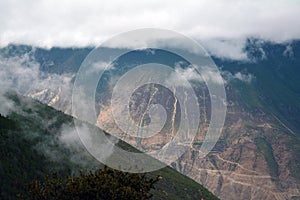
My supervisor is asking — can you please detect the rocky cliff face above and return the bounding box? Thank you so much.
[26,68,300,200]
[29,94,300,199]
[94,83,300,200]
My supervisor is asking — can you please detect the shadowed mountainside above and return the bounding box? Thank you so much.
[0,91,218,200]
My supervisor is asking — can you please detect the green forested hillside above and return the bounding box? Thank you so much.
[0,91,218,200]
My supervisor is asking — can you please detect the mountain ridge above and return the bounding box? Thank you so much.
[0,90,218,199]
[1,41,300,199]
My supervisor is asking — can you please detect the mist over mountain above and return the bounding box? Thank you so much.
[0,39,300,199]
[0,91,218,199]
[1,0,300,199]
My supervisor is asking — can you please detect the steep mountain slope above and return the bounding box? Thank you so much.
[1,41,300,199]
[217,39,300,134]
[192,40,300,199]
[0,91,218,200]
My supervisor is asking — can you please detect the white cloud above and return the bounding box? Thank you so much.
[197,65,225,85]
[201,39,248,60]
[166,63,225,86]
[173,64,202,82]
[32,118,116,167]
[283,44,294,57]
[0,51,73,115]
[86,61,115,75]
[222,71,254,83]
[0,52,115,166]
[166,62,254,88]
[57,123,117,166]
[232,72,254,83]
[0,0,299,54]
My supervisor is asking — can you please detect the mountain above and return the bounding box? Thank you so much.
[1,40,300,199]
[0,91,218,199]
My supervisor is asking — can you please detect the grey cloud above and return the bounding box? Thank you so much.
[0,90,15,116]
[0,51,73,115]
[37,122,116,167]
[0,0,299,60]
[0,52,115,166]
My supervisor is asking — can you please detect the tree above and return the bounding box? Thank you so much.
[19,166,161,200]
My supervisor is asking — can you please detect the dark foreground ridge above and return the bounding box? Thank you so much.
[0,91,218,200]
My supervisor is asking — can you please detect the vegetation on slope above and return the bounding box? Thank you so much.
[0,92,218,199]
[20,166,160,200]
[254,137,278,177]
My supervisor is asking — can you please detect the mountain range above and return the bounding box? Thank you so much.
[0,39,300,199]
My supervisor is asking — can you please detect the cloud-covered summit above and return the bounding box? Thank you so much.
[0,0,299,50]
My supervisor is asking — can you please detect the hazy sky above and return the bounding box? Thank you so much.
[0,0,299,59]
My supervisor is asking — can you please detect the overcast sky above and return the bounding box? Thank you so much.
[0,0,299,59]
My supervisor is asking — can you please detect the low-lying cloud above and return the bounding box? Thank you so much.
[166,62,253,87]
[36,122,115,168]
[0,50,73,115]
[0,0,299,60]
[0,51,116,167]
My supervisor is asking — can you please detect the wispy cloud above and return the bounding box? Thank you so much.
[283,44,294,57]
[36,122,116,168]
[0,51,116,167]
[0,50,73,115]
[222,71,254,83]
[201,39,248,60]
[165,62,254,88]
[0,90,15,116]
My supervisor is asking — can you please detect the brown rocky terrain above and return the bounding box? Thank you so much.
[94,83,300,200]
[3,43,300,199]
[28,82,300,199]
